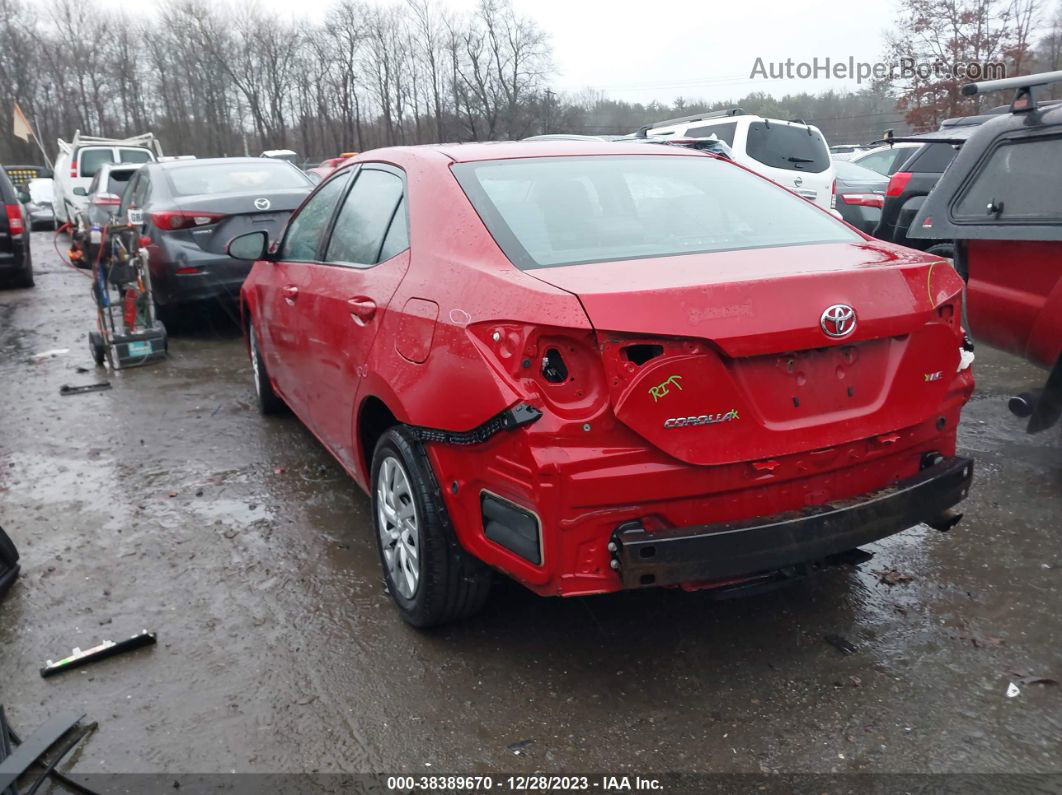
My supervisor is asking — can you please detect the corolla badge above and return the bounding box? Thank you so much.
[820,304,856,338]
[254,197,271,210]
[663,410,740,429]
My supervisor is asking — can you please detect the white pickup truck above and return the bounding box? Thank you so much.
[53,132,162,226]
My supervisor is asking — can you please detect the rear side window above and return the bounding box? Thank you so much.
[325,169,404,266]
[953,136,1062,224]
[378,198,409,261]
[854,147,915,176]
[454,155,857,269]
[280,171,349,261]
[745,123,830,173]
[686,122,737,145]
[78,148,114,178]
[118,148,154,165]
[908,142,959,174]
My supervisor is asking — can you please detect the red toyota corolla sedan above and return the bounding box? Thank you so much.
[229,141,975,627]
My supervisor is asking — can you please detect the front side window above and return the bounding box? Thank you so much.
[453,155,858,270]
[324,169,404,266]
[953,136,1062,224]
[279,171,350,261]
[745,123,830,173]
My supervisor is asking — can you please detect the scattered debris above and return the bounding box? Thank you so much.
[274,467,286,475]
[1006,682,1021,698]
[0,525,19,599]
[507,739,533,755]
[1008,671,1059,687]
[59,382,112,396]
[824,634,858,655]
[30,348,69,361]
[41,630,157,679]
[874,568,914,586]
[0,707,99,794]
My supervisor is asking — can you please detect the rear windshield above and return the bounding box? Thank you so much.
[453,155,858,270]
[746,122,830,173]
[78,148,114,178]
[106,170,137,195]
[118,148,154,165]
[165,162,310,196]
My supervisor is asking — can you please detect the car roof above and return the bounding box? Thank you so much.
[427,140,701,163]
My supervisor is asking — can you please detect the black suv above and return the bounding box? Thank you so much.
[871,125,984,261]
[0,167,33,288]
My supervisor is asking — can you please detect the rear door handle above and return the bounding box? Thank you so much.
[282,285,299,304]
[347,297,376,325]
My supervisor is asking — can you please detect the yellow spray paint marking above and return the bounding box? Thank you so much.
[649,374,683,402]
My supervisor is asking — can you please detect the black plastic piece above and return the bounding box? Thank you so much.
[0,712,85,792]
[611,456,973,589]
[481,493,541,565]
[59,382,111,396]
[410,404,542,446]
[40,630,157,678]
[0,526,18,600]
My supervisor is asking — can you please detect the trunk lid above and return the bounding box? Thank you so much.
[175,189,308,255]
[529,242,964,466]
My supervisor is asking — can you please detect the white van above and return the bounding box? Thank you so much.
[638,109,836,212]
[53,132,161,226]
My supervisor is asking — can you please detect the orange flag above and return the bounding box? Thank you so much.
[12,103,33,142]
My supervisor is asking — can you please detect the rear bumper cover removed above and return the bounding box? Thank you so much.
[611,456,973,589]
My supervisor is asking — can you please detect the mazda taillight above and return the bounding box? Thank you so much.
[149,211,224,231]
[5,205,24,236]
[839,193,885,208]
[885,172,912,198]
[92,192,121,206]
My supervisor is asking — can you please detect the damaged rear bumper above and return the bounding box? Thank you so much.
[611,456,973,589]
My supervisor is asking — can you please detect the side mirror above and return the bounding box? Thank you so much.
[72,186,87,196]
[227,230,270,261]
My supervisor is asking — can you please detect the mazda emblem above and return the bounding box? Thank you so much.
[254,197,271,210]
[820,304,856,338]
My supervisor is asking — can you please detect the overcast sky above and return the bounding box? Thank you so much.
[92,0,895,103]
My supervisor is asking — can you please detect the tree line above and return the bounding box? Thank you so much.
[1,0,1061,165]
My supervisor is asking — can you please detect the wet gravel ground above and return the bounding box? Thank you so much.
[0,231,1060,777]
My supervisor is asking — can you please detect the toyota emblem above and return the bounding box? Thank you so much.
[254,197,271,210]
[820,304,856,338]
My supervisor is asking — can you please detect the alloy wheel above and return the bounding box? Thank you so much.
[376,455,420,599]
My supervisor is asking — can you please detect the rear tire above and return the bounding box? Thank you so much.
[89,331,106,366]
[249,320,284,414]
[371,426,492,628]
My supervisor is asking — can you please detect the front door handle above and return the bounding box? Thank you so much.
[282,285,299,304]
[347,297,377,325]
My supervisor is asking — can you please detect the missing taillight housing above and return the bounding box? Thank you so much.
[623,344,664,366]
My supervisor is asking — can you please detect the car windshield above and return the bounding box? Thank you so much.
[453,155,858,269]
[166,162,310,196]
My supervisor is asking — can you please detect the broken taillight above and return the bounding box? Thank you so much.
[149,211,224,231]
